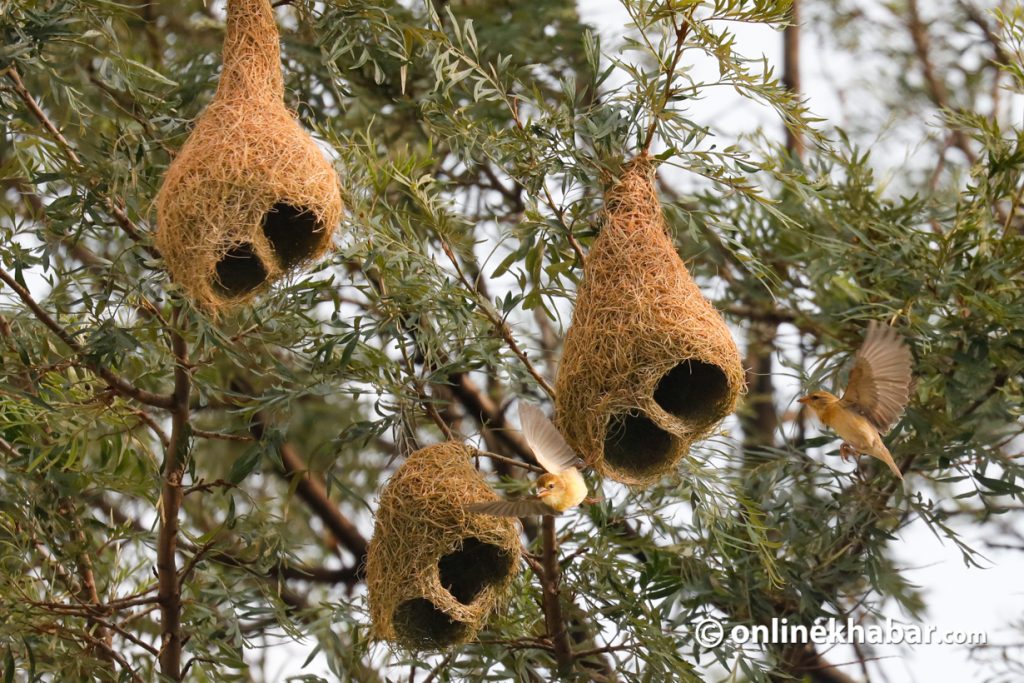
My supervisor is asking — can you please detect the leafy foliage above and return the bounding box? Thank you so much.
[1,0,1022,681]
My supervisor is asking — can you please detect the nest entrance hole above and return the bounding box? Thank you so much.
[213,243,268,298]
[392,598,471,648]
[603,410,676,478]
[262,202,325,269]
[653,360,731,426]
[438,537,515,605]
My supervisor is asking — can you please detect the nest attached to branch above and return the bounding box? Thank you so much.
[155,0,342,312]
[555,158,745,485]
[366,442,521,650]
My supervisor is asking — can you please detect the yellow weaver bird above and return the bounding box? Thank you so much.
[467,403,587,517]
[798,321,913,480]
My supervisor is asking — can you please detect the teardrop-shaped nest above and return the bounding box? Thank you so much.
[555,158,745,485]
[366,442,521,650]
[155,0,342,313]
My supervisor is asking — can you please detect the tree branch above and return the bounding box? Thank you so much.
[248,416,370,573]
[0,265,174,409]
[905,0,977,163]
[278,441,370,570]
[783,1,804,159]
[641,12,693,153]
[5,68,158,255]
[448,373,532,458]
[156,311,190,680]
[437,237,556,398]
[776,644,863,683]
[540,515,573,675]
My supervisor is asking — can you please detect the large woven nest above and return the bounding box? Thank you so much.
[366,442,521,650]
[155,0,342,313]
[555,158,745,485]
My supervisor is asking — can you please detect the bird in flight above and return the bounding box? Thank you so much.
[467,403,587,517]
[797,321,913,480]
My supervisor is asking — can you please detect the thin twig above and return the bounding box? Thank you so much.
[437,237,556,398]
[0,266,174,409]
[0,436,21,458]
[92,615,161,657]
[191,428,254,443]
[60,497,115,659]
[128,407,171,450]
[957,0,1012,66]
[5,68,158,254]
[641,12,694,153]
[420,652,456,683]
[72,630,146,683]
[474,449,545,473]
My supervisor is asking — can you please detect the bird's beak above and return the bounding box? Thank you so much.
[536,488,551,499]
[797,396,810,405]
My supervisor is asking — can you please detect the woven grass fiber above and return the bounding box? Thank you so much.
[366,442,521,650]
[555,157,745,485]
[155,0,342,312]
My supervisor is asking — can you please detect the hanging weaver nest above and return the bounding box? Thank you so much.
[155,0,342,312]
[366,442,521,650]
[555,157,745,485]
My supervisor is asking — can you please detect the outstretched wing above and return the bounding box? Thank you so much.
[466,499,559,517]
[518,403,577,474]
[840,321,913,434]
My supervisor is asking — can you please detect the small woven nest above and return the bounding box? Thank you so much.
[366,442,521,650]
[155,0,342,312]
[555,158,745,485]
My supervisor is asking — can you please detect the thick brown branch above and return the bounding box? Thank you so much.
[783,1,804,158]
[540,515,574,675]
[156,314,190,680]
[278,442,370,568]
[741,321,780,458]
[905,0,977,163]
[0,266,174,409]
[449,372,535,463]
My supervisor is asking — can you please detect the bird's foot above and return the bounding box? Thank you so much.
[839,443,857,462]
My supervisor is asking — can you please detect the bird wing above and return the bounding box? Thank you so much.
[518,402,578,474]
[840,321,913,434]
[465,499,559,517]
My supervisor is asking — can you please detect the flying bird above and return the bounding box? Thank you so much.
[797,321,913,480]
[467,403,587,517]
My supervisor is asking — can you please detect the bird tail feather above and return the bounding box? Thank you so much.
[874,443,904,480]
